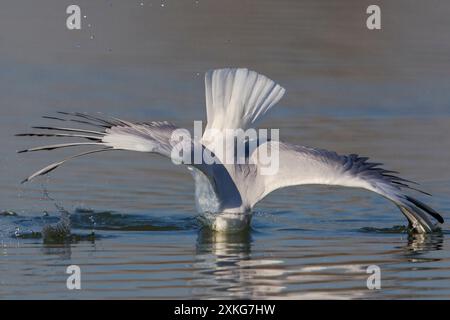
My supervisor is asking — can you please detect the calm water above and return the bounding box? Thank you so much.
[1,0,450,299]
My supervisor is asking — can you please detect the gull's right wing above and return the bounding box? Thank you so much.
[250,141,444,233]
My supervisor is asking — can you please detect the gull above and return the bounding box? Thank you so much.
[16,68,444,233]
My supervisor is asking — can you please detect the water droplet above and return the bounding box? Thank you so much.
[90,35,95,40]
[87,23,92,28]
[0,210,17,216]
[161,3,165,7]
[140,2,144,5]
[83,15,87,19]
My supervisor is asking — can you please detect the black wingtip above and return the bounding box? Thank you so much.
[42,115,66,121]
[406,196,444,224]
[418,190,433,197]
[17,149,27,154]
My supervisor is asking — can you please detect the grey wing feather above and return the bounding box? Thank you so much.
[17,113,224,193]
[17,113,181,183]
[251,141,443,233]
[20,148,114,184]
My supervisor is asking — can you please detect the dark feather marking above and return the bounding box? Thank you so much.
[42,116,66,122]
[406,196,444,223]
[332,152,429,196]
[32,126,104,136]
[381,170,400,175]
[18,142,102,153]
[57,112,118,127]
[69,119,109,128]
[15,133,101,141]
[392,181,432,196]
[383,174,420,185]
[21,147,114,184]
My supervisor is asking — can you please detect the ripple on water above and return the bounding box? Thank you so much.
[0,207,199,246]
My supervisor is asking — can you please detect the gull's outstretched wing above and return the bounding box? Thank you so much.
[250,141,444,233]
[17,113,179,183]
[16,113,237,199]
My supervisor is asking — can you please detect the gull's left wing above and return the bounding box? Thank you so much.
[250,141,444,233]
[16,113,179,183]
[16,112,242,209]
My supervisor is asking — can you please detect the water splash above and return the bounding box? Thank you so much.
[38,186,73,242]
[0,210,17,216]
[41,204,71,243]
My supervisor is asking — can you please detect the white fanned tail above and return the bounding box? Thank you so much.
[204,68,285,133]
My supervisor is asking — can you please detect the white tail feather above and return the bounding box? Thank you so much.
[204,68,285,133]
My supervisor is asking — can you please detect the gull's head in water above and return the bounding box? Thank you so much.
[16,68,444,234]
[199,212,252,233]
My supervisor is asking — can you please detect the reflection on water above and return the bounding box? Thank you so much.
[0,208,450,299]
[41,243,72,260]
[406,233,444,252]
[194,229,288,299]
